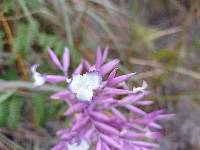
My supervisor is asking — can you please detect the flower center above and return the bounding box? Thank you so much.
[69,72,102,101]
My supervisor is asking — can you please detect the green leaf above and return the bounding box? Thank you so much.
[14,23,38,58]
[0,31,4,55]
[2,0,15,13]
[31,94,46,127]
[0,100,10,126]
[153,49,178,67]
[0,91,15,103]
[7,95,23,129]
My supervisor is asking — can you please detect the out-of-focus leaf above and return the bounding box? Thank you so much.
[7,95,23,129]
[0,68,19,80]
[0,91,15,103]
[131,23,158,50]
[90,0,128,16]
[0,100,9,126]
[14,23,38,58]
[0,31,4,54]
[31,94,46,127]
[2,0,15,13]
[31,93,63,127]
[153,49,178,67]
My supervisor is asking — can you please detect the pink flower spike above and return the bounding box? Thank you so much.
[48,48,63,70]
[83,59,92,71]
[132,141,159,148]
[72,116,90,131]
[95,47,102,70]
[156,114,175,120]
[50,90,71,100]
[109,72,136,86]
[102,47,108,64]
[103,87,132,95]
[100,134,122,150]
[135,100,154,106]
[102,143,111,150]
[56,129,68,136]
[60,133,73,140]
[38,47,174,150]
[120,131,145,139]
[96,140,102,150]
[107,68,118,81]
[101,59,119,75]
[73,61,83,74]
[63,47,70,75]
[89,111,110,122]
[118,93,146,105]
[84,127,95,140]
[64,103,85,116]
[50,142,65,150]
[125,104,146,116]
[111,108,127,122]
[149,122,163,129]
[94,121,119,135]
[46,75,66,83]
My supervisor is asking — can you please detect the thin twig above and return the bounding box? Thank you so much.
[0,80,64,93]
[0,12,28,80]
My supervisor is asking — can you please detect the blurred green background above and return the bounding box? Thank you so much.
[0,0,200,149]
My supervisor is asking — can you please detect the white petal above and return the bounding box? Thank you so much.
[145,128,153,139]
[132,80,148,94]
[69,74,84,93]
[67,140,90,150]
[69,72,101,101]
[142,80,148,89]
[76,87,93,101]
[33,74,46,87]
[31,64,46,87]
[84,72,101,90]
[81,140,90,150]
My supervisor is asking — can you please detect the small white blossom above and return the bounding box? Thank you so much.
[69,72,102,101]
[67,140,90,150]
[132,80,148,94]
[145,128,153,139]
[31,64,46,87]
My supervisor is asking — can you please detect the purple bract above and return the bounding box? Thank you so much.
[32,47,174,150]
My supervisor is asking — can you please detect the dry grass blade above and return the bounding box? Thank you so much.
[147,27,182,40]
[130,58,200,80]
[132,69,165,81]
[0,133,25,150]
[90,0,128,16]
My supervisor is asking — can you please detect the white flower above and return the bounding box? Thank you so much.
[132,80,148,94]
[145,128,153,139]
[31,64,46,87]
[69,72,102,101]
[67,140,90,150]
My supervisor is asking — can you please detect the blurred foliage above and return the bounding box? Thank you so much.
[7,95,24,129]
[0,99,9,126]
[32,93,62,127]
[153,49,178,67]
[0,31,4,53]
[0,94,23,129]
